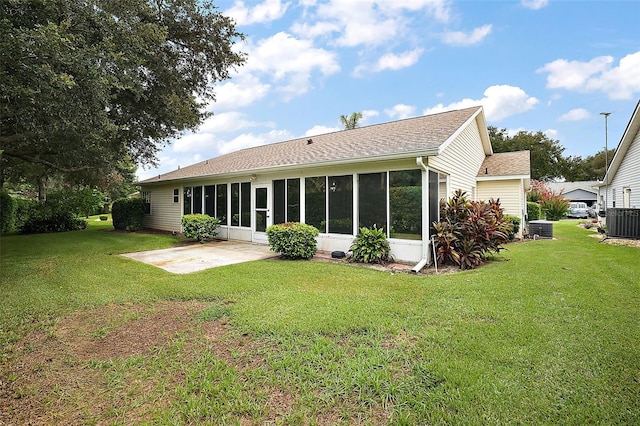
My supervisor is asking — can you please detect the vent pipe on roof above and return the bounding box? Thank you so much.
[307,138,313,144]
[485,167,488,174]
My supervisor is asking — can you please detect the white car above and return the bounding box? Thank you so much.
[567,202,589,219]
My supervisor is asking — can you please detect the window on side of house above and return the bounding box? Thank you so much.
[287,178,300,222]
[241,182,251,228]
[193,186,203,214]
[142,191,151,215]
[305,176,326,232]
[358,172,387,232]
[389,169,422,240]
[328,175,353,234]
[173,189,179,203]
[231,183,240,226]
[273,178,301,224]
[216,184,227,225]
[205,185,215,216]
[183,187,192,215]
[273,179,286,224]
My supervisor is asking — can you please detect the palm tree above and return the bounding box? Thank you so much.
[339,112,363,130]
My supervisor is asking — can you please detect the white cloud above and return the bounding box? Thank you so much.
[558,108,590,122]
[218,129,295,155]
[423,85,539,121]
[354,48,424,76]
[374,49,424,71]
[305,125,340,136]
[521,0,548,10]
[211,75,271,110]
[362,109,380,122]
[198,112,273,134]
[243,32,340,97]
[537,52,640,100]
[172,133,217,153]
[290,21,340,39]
[293,0,450,48]
[440,24,492,46]
[385,104,416,119]
[225,0,289,25]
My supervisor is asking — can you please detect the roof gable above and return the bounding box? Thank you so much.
[605,99,640,184]
[140,106,483,184]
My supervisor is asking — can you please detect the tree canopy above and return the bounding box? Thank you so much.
[1,0,245,190]
[340,112,363,130]
[489,126,566,181]
[488,126,614,182]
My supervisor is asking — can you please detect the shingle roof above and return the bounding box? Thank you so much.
[140,106,482,184]
[477,151,530,177]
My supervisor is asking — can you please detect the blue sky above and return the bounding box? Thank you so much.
[137,0,640,181]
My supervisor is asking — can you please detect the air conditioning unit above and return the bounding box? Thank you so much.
[529,220,553,238]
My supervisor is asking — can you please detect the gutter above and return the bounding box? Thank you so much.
[412,156,430,273]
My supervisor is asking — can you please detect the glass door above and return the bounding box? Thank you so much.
[253,184,270,242]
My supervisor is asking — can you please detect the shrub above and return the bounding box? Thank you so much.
[19,201,87,234]
[527,180,569,221]
[505,215,521,240]
[266,222,319,259]
[541,194,569,221]
[47,187,105,217]
[112,198,145,231]
[0,191,16,233]
[181,214,221,243]
[432,189,510,270]
[349,226,392,264]
[527,201,541,221]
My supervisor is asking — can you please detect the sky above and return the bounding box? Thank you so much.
[137,0,640,181]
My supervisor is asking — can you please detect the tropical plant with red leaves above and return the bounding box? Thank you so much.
[432,190,511,270]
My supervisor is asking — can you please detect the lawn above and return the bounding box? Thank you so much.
[1,219,638,424]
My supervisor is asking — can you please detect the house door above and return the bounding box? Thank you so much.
[253,184,270,243]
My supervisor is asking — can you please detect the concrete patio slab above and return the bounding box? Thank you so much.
[121,240,276,274]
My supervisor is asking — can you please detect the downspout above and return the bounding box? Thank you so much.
[412,156,430,273]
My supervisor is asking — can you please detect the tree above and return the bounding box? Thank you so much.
[339,112,363,130]
[1,0,245,194]
[489,126,566,181]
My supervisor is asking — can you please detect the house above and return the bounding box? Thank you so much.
[547,181,599,206]
[138,106,531,268]
[594,100,640,239]
[595,99,640,210]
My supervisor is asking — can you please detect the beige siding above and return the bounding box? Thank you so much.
[142,184,182,232]
[609,129,640,208]
[429,122,486,199]
[477,179,525,219]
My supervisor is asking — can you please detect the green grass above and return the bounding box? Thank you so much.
[1,218,639,424]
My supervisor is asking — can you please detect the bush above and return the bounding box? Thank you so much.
[181,214,221,243]
[0,191,16,233]
[47,187,105,217]
[527,201,541,221]
[432,189,510,270]
[527,180,569,221]
[266,222,319,259]
[541,195,569,221]
[19,201,87,234]
[349,226,392,264]
[112,198,145,231]
[505,215,521,240]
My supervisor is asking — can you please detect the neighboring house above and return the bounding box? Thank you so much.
[547,181,599,206]
[138,106,530,267]
[595,100,640,210]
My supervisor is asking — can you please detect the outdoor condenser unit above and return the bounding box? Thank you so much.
[529,220,553,238]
